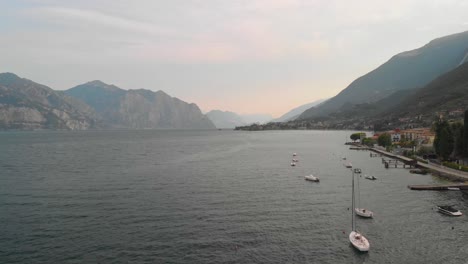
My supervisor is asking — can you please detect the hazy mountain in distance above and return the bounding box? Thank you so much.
[241,114,273,125]
[273,98,327,122]
[0,73,98,130]
[206,110,246,129]
[299,30,468,120]
[65,81,215,129]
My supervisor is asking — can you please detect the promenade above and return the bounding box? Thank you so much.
[368,147,468,182]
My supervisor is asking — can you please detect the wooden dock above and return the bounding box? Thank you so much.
[408,184,468,190]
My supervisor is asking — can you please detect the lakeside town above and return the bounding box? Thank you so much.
[237,109,468,181]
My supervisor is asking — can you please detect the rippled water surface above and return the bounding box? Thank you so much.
[1,130,468,263]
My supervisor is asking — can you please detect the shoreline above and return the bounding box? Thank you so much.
[350,143,468,183]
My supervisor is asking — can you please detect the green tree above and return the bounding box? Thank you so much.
[464,110,468,157]
[361,137,376,147]
[350,132,366,142]
[434,120,454,160]
[452,122,464,158]
[350,133,360,142]
[439,127,454,160]
[377,133,392,147]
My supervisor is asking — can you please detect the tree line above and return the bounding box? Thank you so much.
[433,110,468,161]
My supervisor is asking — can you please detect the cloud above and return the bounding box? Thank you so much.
[27,6,180,38]
[23,3,331,64]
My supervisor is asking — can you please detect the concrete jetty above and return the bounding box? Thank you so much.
[408,184,468,190]
[363,146,468,182]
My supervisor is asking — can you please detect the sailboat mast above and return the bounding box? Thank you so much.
[351,169,355,231]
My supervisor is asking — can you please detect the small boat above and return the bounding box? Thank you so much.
[293,153,297,156]
[344,162,352,168]
[365,175,377,180]
[290,162,296,167]
[409,169,428,175]
[349,231,370,252]
[304,175,319,182]
[355,208,373,218]
[350,168,370,252]
[447,187,460,191]
[437,205,462,216]
[292,159,299,162]
[342,157,347,160]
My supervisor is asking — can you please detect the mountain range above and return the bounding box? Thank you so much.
[0,73,98,130]
[0,73,215,130]
[65,81,214,129]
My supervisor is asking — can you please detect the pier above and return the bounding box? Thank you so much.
[351,145,468,182]
[407,184,468,190]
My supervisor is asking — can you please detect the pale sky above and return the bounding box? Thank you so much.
[1,0,468,117]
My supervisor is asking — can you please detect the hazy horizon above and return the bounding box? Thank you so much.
[1,0,468,117]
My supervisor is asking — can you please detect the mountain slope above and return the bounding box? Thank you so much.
[299,30,468,120]
[386,61,468,119]
[65,81,215,129]
[273,99,327,122]
[206,110,246,128]
[0,73,98,130]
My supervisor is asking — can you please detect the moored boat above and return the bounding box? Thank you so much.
[437,205,462,216]
[355,208,373,218]
[349,231,370,252]
[349,168,370,252]
[304,174,319,182]
[364,175,377,180]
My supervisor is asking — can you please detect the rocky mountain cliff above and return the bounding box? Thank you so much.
[0,73,98,130]
[299,30,468,120]
[65,81,215,129]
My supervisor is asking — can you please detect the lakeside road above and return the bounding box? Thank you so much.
[368,146,468,181]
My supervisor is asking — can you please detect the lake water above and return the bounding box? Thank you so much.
[1,130,468,263]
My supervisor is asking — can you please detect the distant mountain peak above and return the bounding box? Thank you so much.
[0,72,20,78]
[0,72,21,84]
[78,80,124,93]
[86,80,107,86]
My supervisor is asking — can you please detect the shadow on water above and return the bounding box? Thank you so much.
[349,244,370,263]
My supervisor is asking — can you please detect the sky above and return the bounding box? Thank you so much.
[1,0,468,117]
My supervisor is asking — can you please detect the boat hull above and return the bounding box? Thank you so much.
[437,207,463,216]
[349,231,370,252]
[355,208,373,218]
[305,175,319,182]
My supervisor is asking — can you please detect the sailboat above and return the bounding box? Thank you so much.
[355,170,373,218]
[349,168,370,252]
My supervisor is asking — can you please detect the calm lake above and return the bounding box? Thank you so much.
[1,130,467,263]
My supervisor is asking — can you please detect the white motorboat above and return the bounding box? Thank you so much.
[355,208,373,218]
[344,162,352,168]
[292,159,299,162]
[349,168,370,252]
[304,175,319,182]
[364,175,377,180]
[447,187,460,191]
[293,152,297,156]
[437,205,462,216]
[290,162,296,167]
